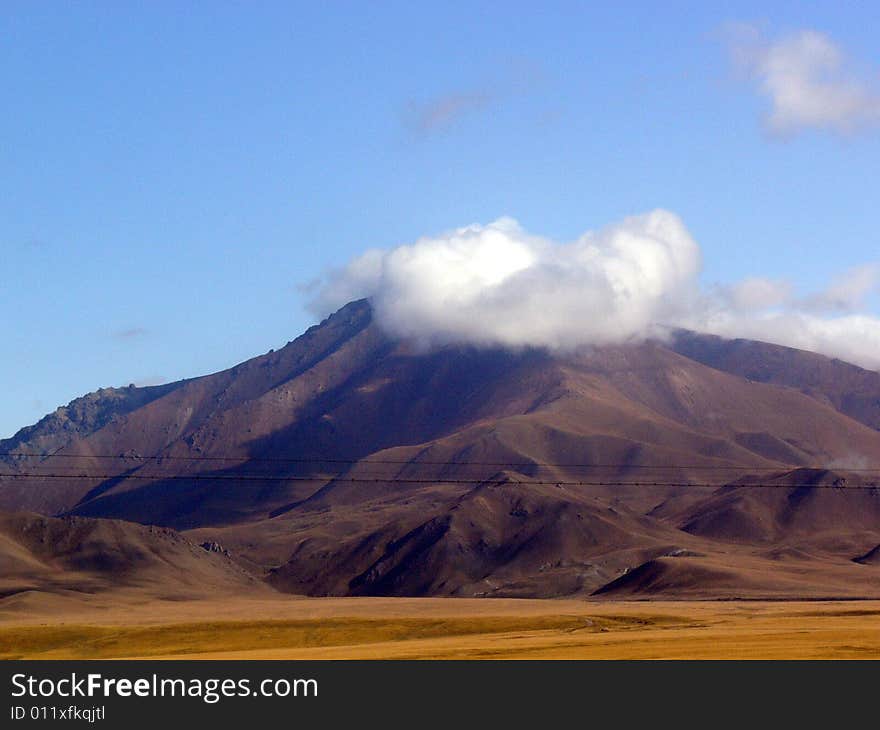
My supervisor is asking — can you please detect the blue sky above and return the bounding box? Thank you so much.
[2,1,880,438]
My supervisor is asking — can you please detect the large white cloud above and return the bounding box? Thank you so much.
[726,25,880,136]
[311,213,880,370]
[312,210,702,350]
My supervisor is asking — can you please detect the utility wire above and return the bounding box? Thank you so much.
[2,452,880,472]
[0,472,877,490]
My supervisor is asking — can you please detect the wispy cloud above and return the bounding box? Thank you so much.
[404,58,546,136]
[406,91,495,134]
[113,327,148,340]
[719,277,793,312]
[801,264,879,313]
[725,23,880,137]
[715,265,879,316]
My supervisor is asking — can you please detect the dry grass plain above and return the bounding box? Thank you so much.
[1,592,879,659]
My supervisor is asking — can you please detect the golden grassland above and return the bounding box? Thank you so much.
[1,593,879,659]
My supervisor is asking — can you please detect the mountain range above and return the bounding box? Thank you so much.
[3,298,880,600]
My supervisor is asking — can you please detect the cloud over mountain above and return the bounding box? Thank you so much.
[311,212,880,370]
[313,210,701,350]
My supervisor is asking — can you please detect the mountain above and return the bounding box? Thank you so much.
[2,298,880,600]
[671,330,880,432]
[0,510,262,602]
[1,382,183,460]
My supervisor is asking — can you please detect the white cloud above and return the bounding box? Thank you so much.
[689,264,880,368]
[311,212,880,371]
[312,211,701,350]
[721,276,792,312]
[689,310,880,369]
[802,263,879,313]
[726,25,880,136]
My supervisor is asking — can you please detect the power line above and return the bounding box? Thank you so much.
[2,452,880,472]
[0,472,877,490]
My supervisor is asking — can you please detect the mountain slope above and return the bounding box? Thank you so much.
[671,330,880,432]
[0,382,183,461]
[0,510,262,601]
